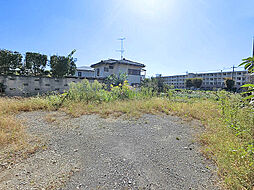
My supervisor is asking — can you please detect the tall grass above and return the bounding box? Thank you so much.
[0,79,253,189]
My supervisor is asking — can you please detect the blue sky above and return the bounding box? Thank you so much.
[0,0,253,76]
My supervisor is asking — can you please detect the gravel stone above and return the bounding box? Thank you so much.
[0,111,221,189]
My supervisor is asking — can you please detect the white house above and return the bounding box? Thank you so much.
[75,66,95,78]
[90,58,146,85]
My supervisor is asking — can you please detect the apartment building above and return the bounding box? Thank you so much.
[159,70,250,90]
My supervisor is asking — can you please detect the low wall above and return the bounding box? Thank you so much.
[0,75,103,96]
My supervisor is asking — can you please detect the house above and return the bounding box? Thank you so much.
[75,66,95,78]
[158,70,250,90]
[90,58,146,85]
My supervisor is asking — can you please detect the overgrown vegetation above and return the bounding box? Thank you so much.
[0,79,253,189]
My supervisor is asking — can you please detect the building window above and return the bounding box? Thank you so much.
[237,77,241,80]
[78,72,82,77]
[104,67,109,72]
[128,69,140,75]
[96,68,100,76]
[109,65,114,69]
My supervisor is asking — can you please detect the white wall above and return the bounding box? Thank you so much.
[93,64,143,85]
[75,70,95,78]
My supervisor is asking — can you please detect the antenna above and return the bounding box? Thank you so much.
[117,37,126,60]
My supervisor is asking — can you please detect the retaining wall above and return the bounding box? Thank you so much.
[0,75,103,96]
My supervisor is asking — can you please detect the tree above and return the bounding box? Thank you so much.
[185,78,193,88]
[50,50,77,77]
[0,49,22,75]
[225,78,235,91]
[24,52,47,76]
[141,77,170,93]
[192,78,203,88]
[239,56,254,73]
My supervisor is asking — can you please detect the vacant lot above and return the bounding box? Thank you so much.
[0,111,219,189]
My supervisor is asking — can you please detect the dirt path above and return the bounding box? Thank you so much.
[0,111,220,189]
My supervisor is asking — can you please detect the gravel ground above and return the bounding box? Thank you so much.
[0,111,220,189]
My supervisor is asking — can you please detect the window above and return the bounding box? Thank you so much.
[78,72,82,77]
[104,67,109,72]
[109,65,114,69]
[96,68,100,76]
[237,77,241,80]
[128,69,140,75]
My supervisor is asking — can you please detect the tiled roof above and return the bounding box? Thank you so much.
[90,58,145,68]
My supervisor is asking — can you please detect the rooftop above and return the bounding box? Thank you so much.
[90,58,145,68]
[77,66,94,71]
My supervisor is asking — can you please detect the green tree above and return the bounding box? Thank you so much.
[192,78,203,88]
[225,78,235,91]
[239,56,254,73]
[50,50,77,77]
[185,78,193,88]
[24,52,47,76]
[141,77,170,93]
[0,49,22,75]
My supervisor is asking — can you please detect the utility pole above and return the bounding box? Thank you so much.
[117,38,126,60]
[231,65,237,80]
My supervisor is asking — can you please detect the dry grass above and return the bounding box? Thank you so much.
[0,97,53,167]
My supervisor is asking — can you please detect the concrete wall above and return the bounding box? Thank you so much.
[0,75,103,96]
